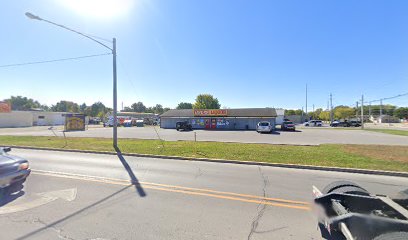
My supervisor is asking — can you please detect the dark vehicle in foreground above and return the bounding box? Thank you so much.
[313,181,408,240]
[281,121,296,131]
[176,121,192,131]
[0,147,30,193]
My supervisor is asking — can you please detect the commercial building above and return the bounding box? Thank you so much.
[0,111,75,128]
[160,108,277,130]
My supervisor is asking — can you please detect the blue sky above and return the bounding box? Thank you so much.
[2,0,408,110]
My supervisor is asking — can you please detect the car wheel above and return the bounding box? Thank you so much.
[322,180,369,196]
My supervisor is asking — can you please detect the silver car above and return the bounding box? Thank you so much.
[256,121,273,133]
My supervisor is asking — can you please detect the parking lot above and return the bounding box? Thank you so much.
[0,125,407,146]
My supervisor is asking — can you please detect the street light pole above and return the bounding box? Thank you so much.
[25,12,118,148]
[112,38,118,147]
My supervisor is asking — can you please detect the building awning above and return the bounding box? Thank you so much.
[160,108,277,118]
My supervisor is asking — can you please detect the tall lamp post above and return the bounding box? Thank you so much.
[25,12,118,148]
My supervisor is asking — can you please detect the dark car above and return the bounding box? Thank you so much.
[176,121,192,131]
[0,147,30,193]
[349,120,361,127]
[281,121,296,131]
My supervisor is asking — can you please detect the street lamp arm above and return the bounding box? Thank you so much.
[25,12,113,51]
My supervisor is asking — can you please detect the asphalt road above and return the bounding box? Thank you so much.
[0,125,407,145]
[0,149,407,239]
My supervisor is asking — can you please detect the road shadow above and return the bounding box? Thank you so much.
[114,146,147,197]
[0,188,25,207]
[15,185,132,240]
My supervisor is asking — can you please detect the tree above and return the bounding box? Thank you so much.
[152,104,164,114]
[394,107,408,119]
[285,110,296,115]
[319,111,330,121]
[131,102,146,112]
[163,107,170,113]
[51,101,79,112]
[193,94,220,109]
[176,102,193,109]
[123,106,132,112]
[79,103,87,113]
[334,106,355,119]
[5,96,42,111]
[90,102,106,117]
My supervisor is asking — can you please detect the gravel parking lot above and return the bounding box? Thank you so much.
[0,125,407,146]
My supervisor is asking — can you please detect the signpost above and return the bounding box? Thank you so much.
[64,114,85,131]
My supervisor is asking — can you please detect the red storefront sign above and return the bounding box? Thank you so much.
[193,109,228,116]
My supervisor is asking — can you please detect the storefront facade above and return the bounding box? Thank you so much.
[160,108,276,130]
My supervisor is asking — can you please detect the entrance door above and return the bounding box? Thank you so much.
[205,119,211,129]
[211,118,217,129]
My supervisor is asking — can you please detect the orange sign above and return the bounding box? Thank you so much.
[0,102,11,113]
[193,109,228,116]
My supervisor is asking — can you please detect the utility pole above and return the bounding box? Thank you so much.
[305,84,308,119]
[25,12,119,149]
[380,99,383,123]
[369,102,372,119]
[112,38,118,148]
[361,95,364,129]
[356,101,359,120]
[312,104,315,119]
[330,93,333,123]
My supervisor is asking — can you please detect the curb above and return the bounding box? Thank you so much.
[2,145,408,178]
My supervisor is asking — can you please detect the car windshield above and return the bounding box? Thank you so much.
[2,1,407,239]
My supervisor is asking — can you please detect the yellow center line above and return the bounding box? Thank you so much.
[31,169,310,211]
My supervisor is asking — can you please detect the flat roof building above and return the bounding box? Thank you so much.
[160,108,277,130]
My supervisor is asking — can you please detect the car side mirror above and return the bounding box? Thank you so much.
[2,147,11,152]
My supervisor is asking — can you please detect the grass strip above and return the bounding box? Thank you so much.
[365,129,408,137]
[0,135,407,172]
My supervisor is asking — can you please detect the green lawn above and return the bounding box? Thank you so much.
[365,129,408,136]
[0,135,407,172]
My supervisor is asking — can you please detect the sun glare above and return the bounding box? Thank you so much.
[59,0,134,19]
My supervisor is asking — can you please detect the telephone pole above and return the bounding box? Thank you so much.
[361,95,364,129]
[330,93,333,123]
[305,84,308,119]
[312,104,315,119]
[356,101,359,120]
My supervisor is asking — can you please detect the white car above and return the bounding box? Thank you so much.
[304,120,323,127]
[256,121,273,133]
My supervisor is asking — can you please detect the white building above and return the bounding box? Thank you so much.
[0,111,73,128]
[275,109,285,125]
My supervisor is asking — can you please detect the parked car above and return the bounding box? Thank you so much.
[281,121,296,131]
[349,120,361,127]
[0,147,30,194]
[256,121,273,133]
[330,120,361,127]
[304,120,323,127]
[176,121,192,131]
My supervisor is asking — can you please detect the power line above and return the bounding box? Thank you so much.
[0,53,112,68]
[364,92,408,104]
